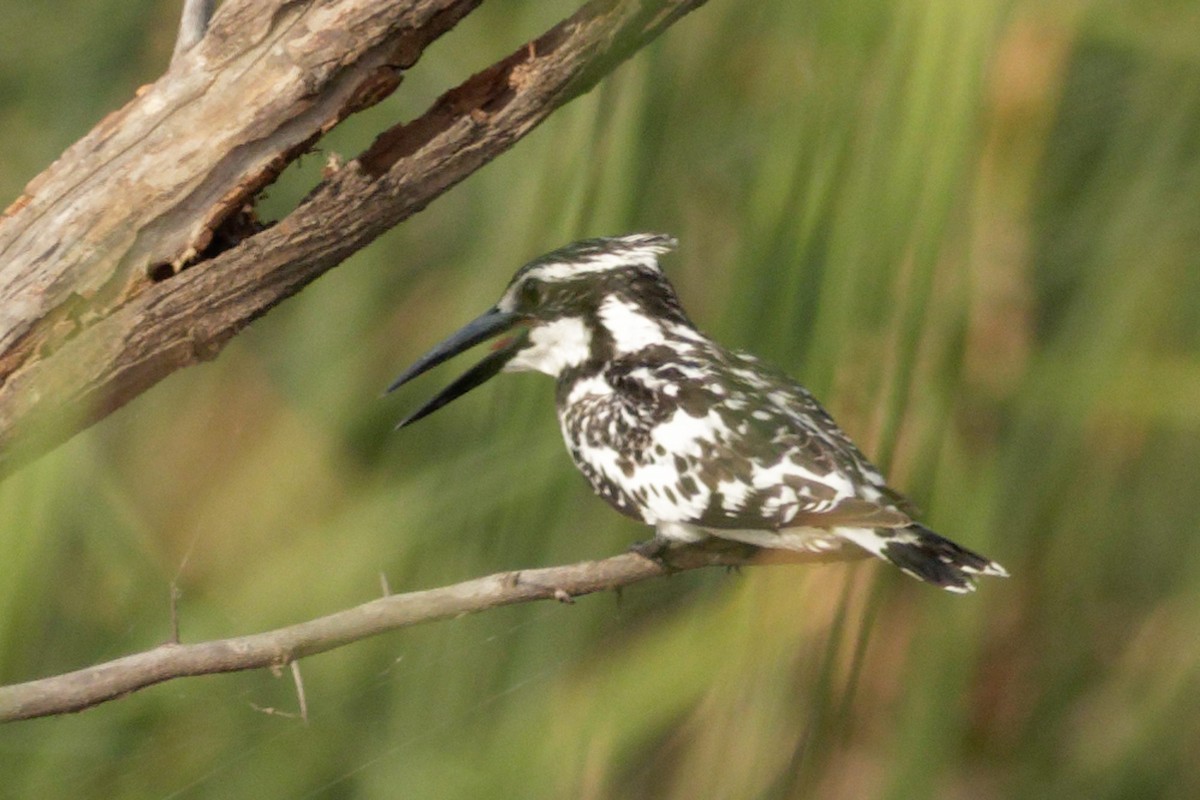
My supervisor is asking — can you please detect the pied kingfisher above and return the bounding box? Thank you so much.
[387,234,1006,593]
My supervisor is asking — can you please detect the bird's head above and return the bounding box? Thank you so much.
[387,233,690,427]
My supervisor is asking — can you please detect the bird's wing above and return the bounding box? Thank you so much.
[660,350,917,532]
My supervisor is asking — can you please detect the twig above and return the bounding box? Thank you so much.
[290,661,309,724]
[171,0,216,64]
[168,581,182,645]
[0,544,851,722]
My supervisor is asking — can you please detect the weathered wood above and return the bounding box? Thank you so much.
[0,0,709,475]
[0,0,475,356]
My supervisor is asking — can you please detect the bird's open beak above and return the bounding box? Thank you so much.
[386,308,527,428]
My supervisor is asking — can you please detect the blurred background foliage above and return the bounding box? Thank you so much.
[1,0,1199,797]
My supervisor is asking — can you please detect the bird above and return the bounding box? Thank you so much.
[387,234,1007,593]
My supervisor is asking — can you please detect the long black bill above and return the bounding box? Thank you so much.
[386,308,524,428]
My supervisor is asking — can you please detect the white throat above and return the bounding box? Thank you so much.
[504,317,591,377]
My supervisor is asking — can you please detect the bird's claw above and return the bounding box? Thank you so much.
[629,536,679,572]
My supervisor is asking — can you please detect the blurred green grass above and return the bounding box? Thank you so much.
[1,0,1199,797]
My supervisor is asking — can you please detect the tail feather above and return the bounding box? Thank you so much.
[837,524,1007,594]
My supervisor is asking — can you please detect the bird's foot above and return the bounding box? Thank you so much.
[629,536,675,569]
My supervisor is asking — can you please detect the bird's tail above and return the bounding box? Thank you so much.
[838,524,1008,594]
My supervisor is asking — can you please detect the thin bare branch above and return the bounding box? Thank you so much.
[171,0,216,64]
[0,544,853,722]
[290,661,309,725]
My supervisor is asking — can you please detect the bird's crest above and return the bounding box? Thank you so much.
[512,233,677,284]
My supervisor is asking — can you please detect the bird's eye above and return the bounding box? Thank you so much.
[519,280,542,307]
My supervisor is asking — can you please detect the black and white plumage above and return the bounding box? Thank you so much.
[388,234,1006,593]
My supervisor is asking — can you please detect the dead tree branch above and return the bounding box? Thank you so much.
[0,0,708,477]
[0,544,855,722]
